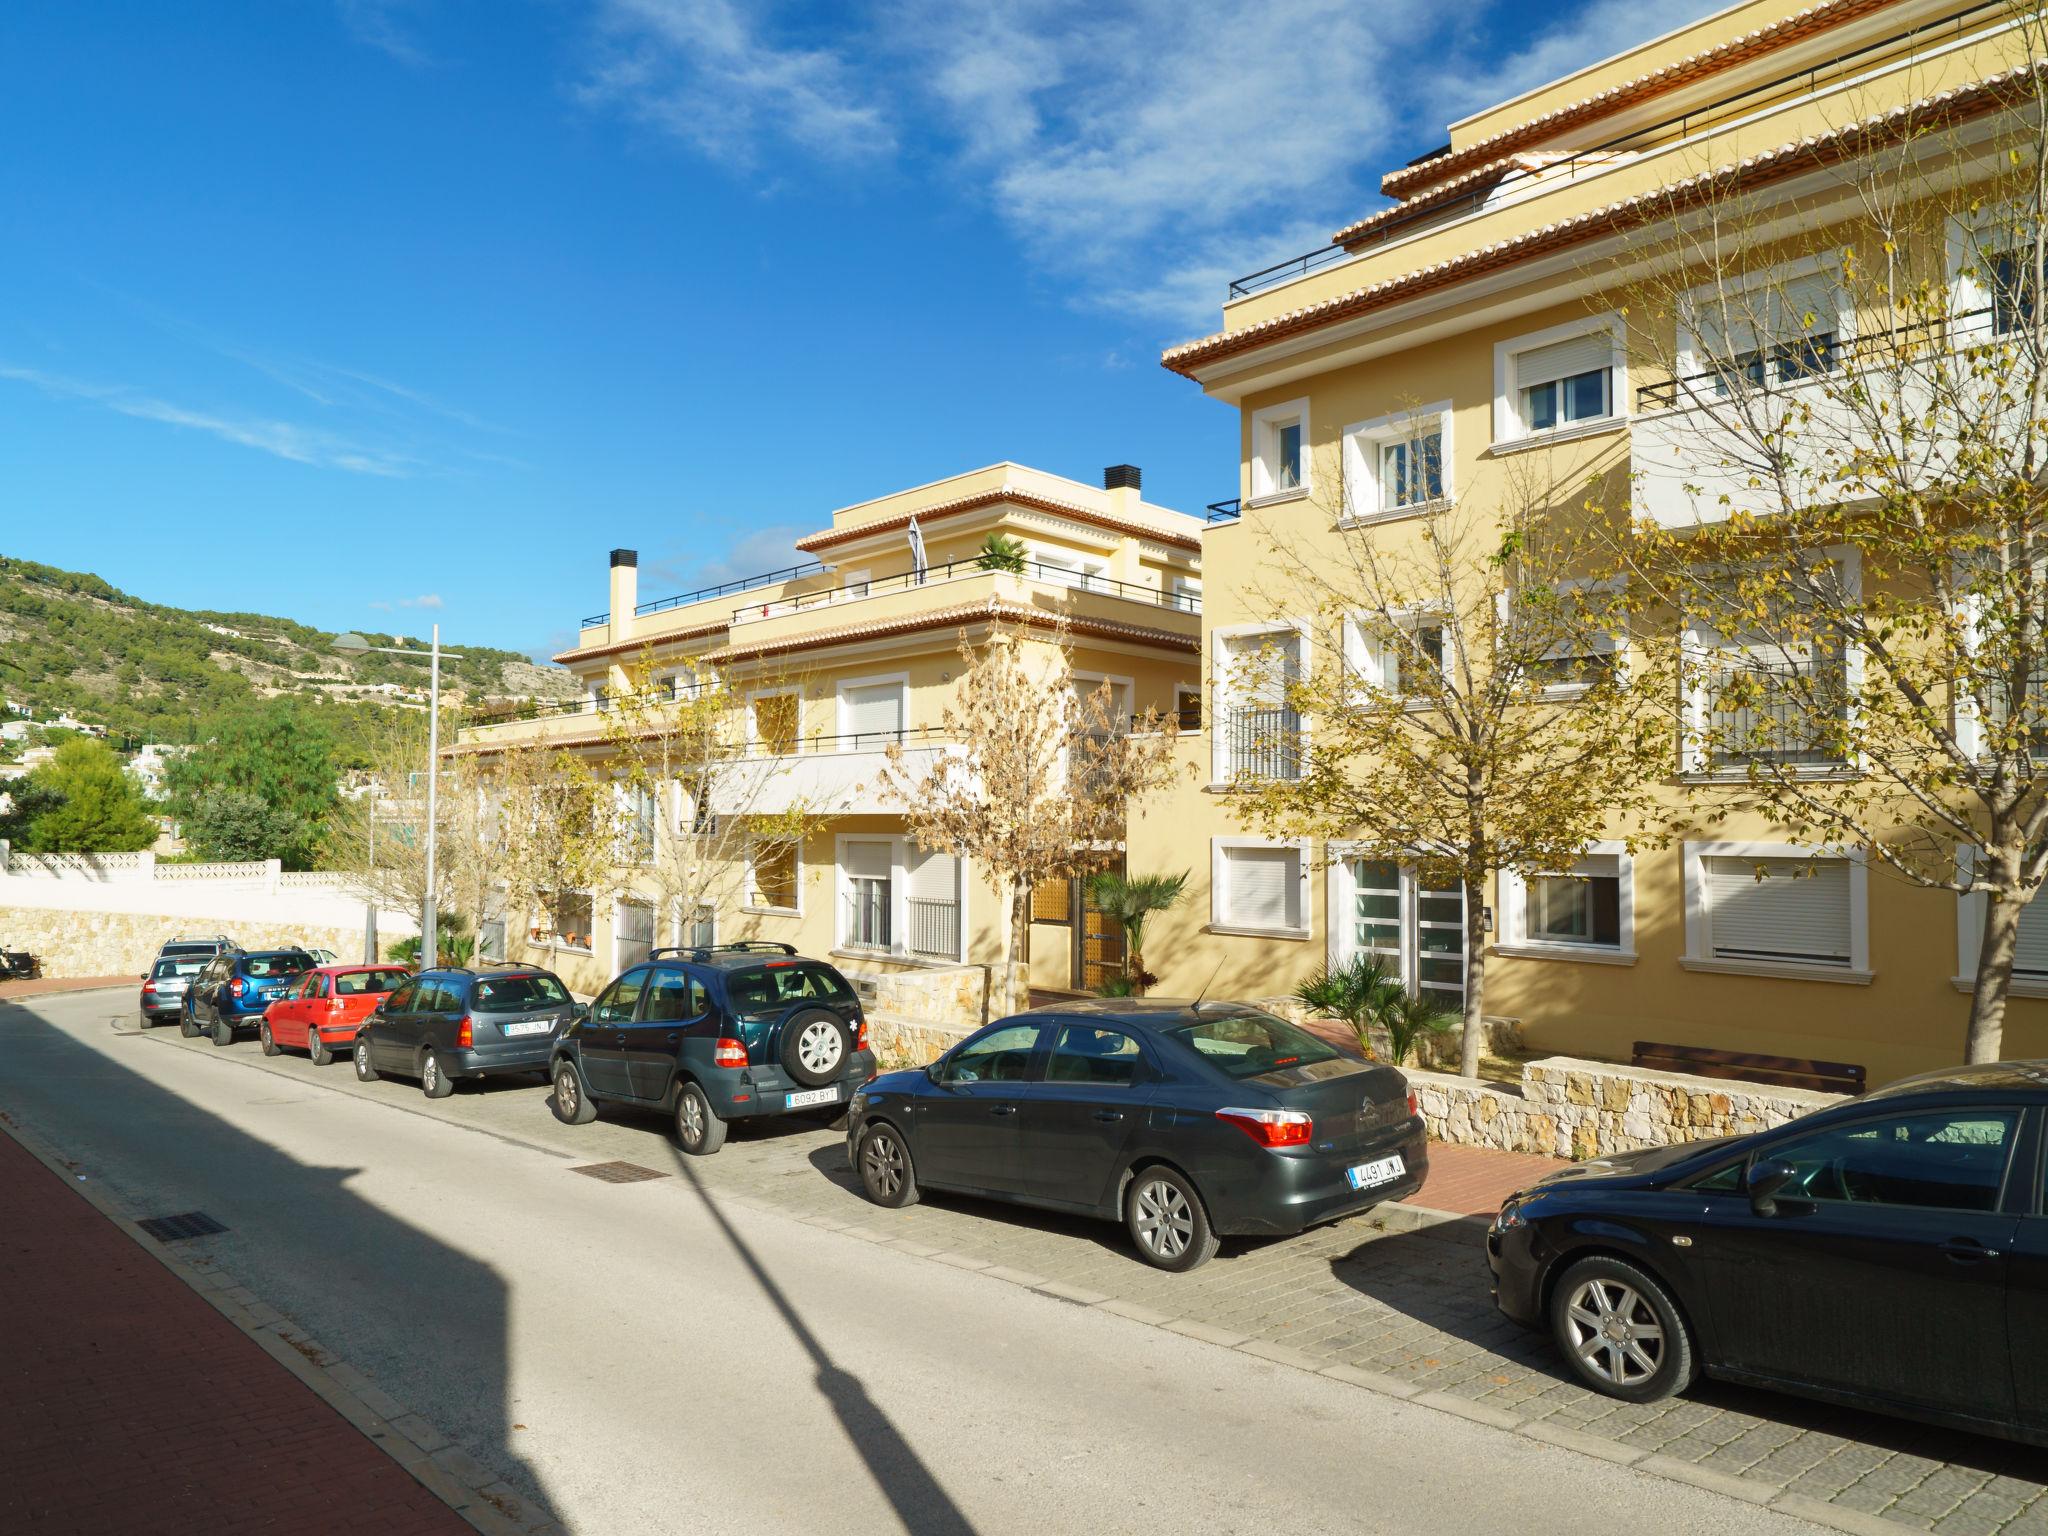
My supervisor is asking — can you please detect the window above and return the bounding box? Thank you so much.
[906,846,962,962]
[541,891,594,952]
[620,785,655,864]
[1216,628,1303,781]
[1767,1110,2020,1213]
[337,968,408,996]
[1250,398,1310,500]
[614,899,654,972]
[1684,843,1868,980]
[385,982,417,1013]
[1346,614,1446,696]
[592,970,645,1025]
[1991,249,2038,335]
[840,839,893,951]
[838,677,906,751]
[478,915,506,962]
[472,973,569,1011]
[1046,1026,1143,1087]
[939,1022,1044,1085]
[1956,848,2048,995]
[1341,404,1451,522]
[1683,269,1842,395]
[677,902,715,949]
[1501,846,1632,960]
[1336,857,1467,1003]
[1169,575,1203,613]
[752,692,799,755]
[644,970,708,1023]
[1496,321,1621,443]
[1380,433,1443,508]
[1175,686,1202,733]
[1213,841,1306,936]
[727,962,855,1018]
[1170,1011,1341,1079]
[748,841,799,911]
[1033,548,1110,591]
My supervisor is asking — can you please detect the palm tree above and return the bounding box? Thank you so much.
[1377,987,1459,1067]
[976,532,1027,573]
[1085,869,1189,995]
[1293,955,1405,1057]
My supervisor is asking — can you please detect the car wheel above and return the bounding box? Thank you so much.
[552,1060,598,1125]
[857,1122,919,1209]
[260,1021,278,1057]
[180,1012,200,1039]
[1549,1255,1698,1403]
[354,1038,379,1082]
[211,1016,235,1048]
[421,1050,455,1100]
[674,1082,728,1156]
[307,1029,332,1067]
[1125,1166,1220,1272]
[779,1008,851,1088]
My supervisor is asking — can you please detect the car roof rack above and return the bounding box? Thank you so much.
[166,933,234,943]
[475,959,530,970]
[648,941,799,961]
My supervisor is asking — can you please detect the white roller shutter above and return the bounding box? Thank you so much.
[1221,846,1301,930]
[1773,273,1839,338]
[907,847,958,903]
[841,684,904,742]
[841,840,893,881]
[2013,893,2048,977]
[1516,331,1613,389]
[1705,856,1850,964]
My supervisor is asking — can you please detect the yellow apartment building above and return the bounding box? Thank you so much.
[454,463,1203,998]
[1126,0,2048,1085]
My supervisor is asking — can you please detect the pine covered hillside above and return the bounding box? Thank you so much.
[0,555,577,744]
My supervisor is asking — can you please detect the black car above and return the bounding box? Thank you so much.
[1487,1060,2048,1446]
[182,947,316,1046]
[353,966,579,1098]
[846,1000,1425,1271]
[549,944,876,1155]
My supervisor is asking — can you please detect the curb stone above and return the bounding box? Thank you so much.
[0,1111,548,1536]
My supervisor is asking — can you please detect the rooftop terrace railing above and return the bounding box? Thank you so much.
[1227,0,2012,301]
[727,556,1200,625]
[462,679,717,728]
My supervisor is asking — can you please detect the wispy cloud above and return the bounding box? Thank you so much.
[369,593,445,610]
[336,0,432,67]
[645,522,811,594]
[0,363,418,477]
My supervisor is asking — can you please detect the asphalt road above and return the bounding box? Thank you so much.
[0,989,1833,1536]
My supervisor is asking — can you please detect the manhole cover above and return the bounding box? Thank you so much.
[570,1161,669,1184]
[137,1211,229,1242]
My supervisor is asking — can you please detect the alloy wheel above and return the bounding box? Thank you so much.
[679,1092,705,1149]
[797,1020,842,1077]
[424,1056,438,1093]
[863,1131,904,1199]
[1132,1178,1193,1261]
[1562,1277,1666,1388]
[557,1068,579,1117]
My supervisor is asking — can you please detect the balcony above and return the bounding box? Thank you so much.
[1699,659,1849,772]
[704,729,966,818]
[727,556,1197,632]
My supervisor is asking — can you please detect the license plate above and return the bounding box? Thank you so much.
[501,1019,552,1037]
[1346,1154,1406,1191]
[784,1085,842,1110]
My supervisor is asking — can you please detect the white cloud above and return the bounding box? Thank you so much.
[336,0,431,67]
[1438,0,1710,121]
[0,363,417,477]
[369,594,444,611]
[645,522,813,595]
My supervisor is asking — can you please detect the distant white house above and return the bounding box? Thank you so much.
[128,743,194,801]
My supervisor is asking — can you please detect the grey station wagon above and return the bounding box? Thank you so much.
[353,966,579,1099]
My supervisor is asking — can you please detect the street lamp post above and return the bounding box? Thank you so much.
[335,626,463,969]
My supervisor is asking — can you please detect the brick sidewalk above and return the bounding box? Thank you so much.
[0,1129,468,1535]
[0,974,134,1001]
[1408,1140,1561,1216]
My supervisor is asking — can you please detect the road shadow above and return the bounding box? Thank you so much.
[1332,1226,2048,1486]
[3,1007,564,1530]
[664,1140,979,1536]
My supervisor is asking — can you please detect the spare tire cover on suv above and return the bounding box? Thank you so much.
[780,1008,852,1087]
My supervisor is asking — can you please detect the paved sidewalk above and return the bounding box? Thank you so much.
[0,974,132,1001]
[0,1127,468,1536]
[1410,1141,1561,1216]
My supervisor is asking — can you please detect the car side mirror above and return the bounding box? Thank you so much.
[924,1059,944,1084]
[1747,1158,1799,1217]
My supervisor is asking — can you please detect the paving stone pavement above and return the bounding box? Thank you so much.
[122,1018,2048,1536]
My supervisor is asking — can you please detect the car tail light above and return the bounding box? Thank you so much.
[713,1037,747,1068]
[1216,1106,1313,1148]
[1407,1091,1419,1119]
[142,984,157,998]
[456,1017,473,1048]
[230,978,246,997]
[855,1016,869,1050]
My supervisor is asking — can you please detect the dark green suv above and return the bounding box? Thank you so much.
[548,943,876,1154]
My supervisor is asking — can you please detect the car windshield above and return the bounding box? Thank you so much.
[152,959,203,980]
[336,968,410,996]
[472,974,568,1012]
[726,961,854,1019]
[1170,1011,1343,1079]
[243,953,311,978]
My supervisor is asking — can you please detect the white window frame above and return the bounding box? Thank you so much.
[835,671,909,752]
[1026,542,1111,591]
[835,833,900,956]
[537,889,595,955]
[672,899,715,950]
[1681,840,1871,983]
[1210,621,1310,787]
[744,835,804,916]
[614,780,657,866]
[1325,848,1470,1002]
[1173,681,1203,735]
[1071,669,1135,729]
[1503,579,1623,699]
[1492,313,1627,447]
[747,685,802,755]
[1948,202,2043,342]
[1168,574,1203,613]
[839,567,872,596]
[1209,837,1311,940]
[1953,846,2048,998]
[1342,607,1448,700]
[1497,842,1635,965]
[903,843,968,964]
[1249,397,1310,503]
[1340,400,1452,525]
[1675,253,1853,391]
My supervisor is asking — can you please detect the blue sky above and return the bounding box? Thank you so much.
[0,0,1706,660]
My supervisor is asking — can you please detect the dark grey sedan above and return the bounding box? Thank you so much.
[846,1000,1426,1270]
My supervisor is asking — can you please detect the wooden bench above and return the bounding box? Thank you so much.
[1631,1040,1865,1096]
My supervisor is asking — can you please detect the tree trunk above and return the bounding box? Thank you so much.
[1967,843,2025,1064]
[1459,875,1488,1080]
[1007,876,1032,1015]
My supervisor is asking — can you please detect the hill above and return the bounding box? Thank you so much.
[0,555,576,747]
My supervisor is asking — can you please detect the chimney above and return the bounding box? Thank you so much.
[1103,464,1141,517]
[608,548,638,640]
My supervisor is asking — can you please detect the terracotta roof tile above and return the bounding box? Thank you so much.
[705,596,1199,664]
[550,620,726,666]
[793,486,1201,554]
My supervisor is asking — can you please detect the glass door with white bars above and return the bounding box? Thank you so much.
[1343,859,1466,1005]
[905,846,961,962]
[840,840,894,952]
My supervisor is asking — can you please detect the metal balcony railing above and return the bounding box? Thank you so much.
[906,898,960,962]
[1223,705,1301,780]
[1704,660,1848,769]
[728,556,1199,625]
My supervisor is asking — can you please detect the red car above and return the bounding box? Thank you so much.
[262,964,412,1064]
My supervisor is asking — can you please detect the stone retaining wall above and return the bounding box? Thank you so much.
[867,1011,979,1071]
[1,905,386,981]
[1408,1055,1845,1160]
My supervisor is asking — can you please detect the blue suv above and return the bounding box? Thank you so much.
[549,943,876,1154]
[183,947,316,1047]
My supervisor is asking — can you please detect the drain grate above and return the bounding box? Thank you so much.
[570,1161,670,1184]
[137,1211,229,1242]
